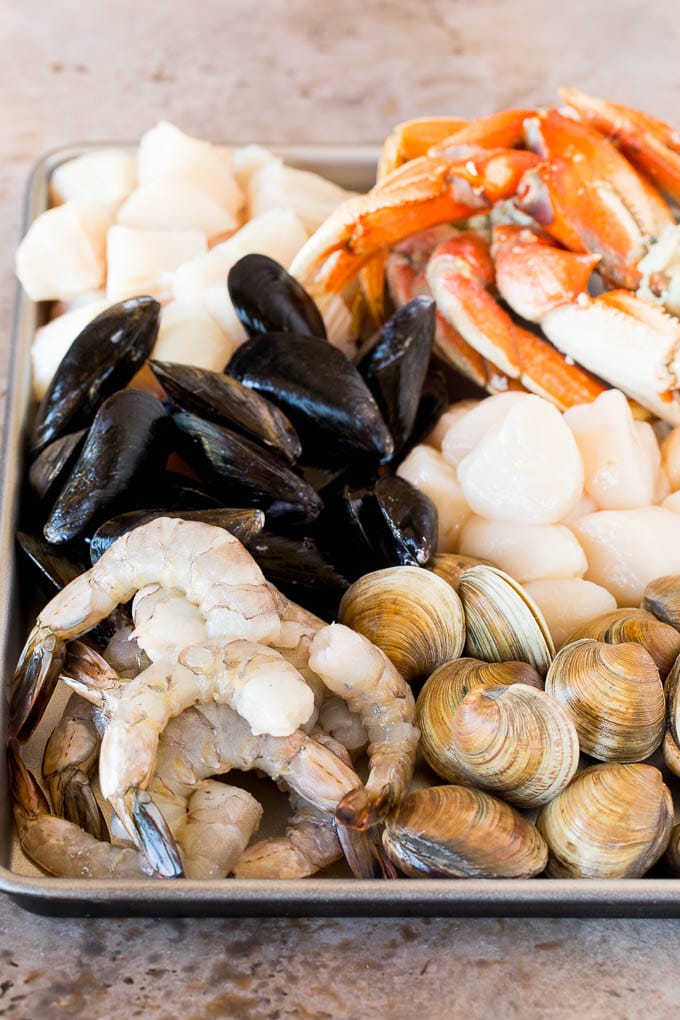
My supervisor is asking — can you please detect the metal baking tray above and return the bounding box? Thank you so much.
[2,144,680,917]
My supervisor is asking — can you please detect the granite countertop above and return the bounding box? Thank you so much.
[3,1,680,1016]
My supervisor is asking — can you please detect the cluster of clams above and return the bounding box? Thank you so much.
[340,558,680,880]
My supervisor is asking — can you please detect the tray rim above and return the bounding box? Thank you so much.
[3,142,680,917]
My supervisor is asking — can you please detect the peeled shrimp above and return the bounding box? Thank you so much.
[308,623,419,828]
[11,517,284,741]
[175,781,263,879]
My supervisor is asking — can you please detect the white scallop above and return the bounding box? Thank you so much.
[248,161,353,232]
[106,226,207,303]
[31,298,110,399]
[151,301,237,371]
[523,579,617,648]
[561,492,597,526]
[457,395,584,524]
[661,426,680,491]
[397,445,471,553]
[425,400,480,451]
[231,144,279,191]
[50,149,137,206]
[441,391,529,466]
[117,178,238,242]
[572,506,680,605]
[459,517,587,583]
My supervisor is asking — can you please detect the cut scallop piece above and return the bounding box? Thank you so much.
[248,161,353,232]
[561,492,597,526]
[106,226,207,303]
[138,121,244,218]
[459,517,587,584]
[572,507,680,606]
[16,201,115,301]
[523,579,617,649]
[117,178,238,242]
[397,445,471,553]
[50,149,137,206]
[564,389,658,509]
[231,144,279,191]
[458,396,584,524]
[441,392,530,466]
[151,300,237,371]
[426,400,480,451]
[31,299,111,400]
[51,289,108,318]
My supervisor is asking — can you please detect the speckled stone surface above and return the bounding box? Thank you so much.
[4,1,680,1016]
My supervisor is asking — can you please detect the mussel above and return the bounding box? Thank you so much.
[44,389,169,544]
[338,566,466,683]
[545,639,665,762]
[382,785,548,878]
[358,476,438,568]
[89,507,266,564]
[536,763,673,879]
[245,531,350,619]
[30,296,160,455]
[148,360,301,463]
[226,332,393,466]
[171,410,323,524]
[227,253,327,340]
[16,531,86,593]
[357,296,435,454]
[28,429,87,504]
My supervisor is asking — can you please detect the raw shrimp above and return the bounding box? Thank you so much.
[174,781,263,879]
[11,517,284,741]
[42,692,107,841]
[9,746,158,880]
[309,623,420,829]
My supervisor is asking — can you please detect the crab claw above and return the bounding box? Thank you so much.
[426,234,607,410]
[560,87,680,204]
[113,789,184,879]
[492,224,601,321]
[517,109,673,289]
[428,107,535,156]
[10,626,66,743]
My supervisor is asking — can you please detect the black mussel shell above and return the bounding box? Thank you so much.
[360,475,438,567]
[16,531,87,593]
[157,473,224,510]
[89,507,266,564]
[172,410,323,525]
[30,296,160,455]
[228,254,327,340]
[407,364,451,450]
[44,389,169,545]
[28,429,88,505]
[246,531,349,619]
[357,296,435,454]
[226,333,394,466]
[148,360,301,463]
[312,481,382,582]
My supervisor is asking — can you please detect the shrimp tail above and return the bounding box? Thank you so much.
[115,789,184,879]
[10,627,65,742]
[58,768,109,843]
[8,742,47,817]
[335,783,393,830]
[337,823,398,879]
[59,640,124,706]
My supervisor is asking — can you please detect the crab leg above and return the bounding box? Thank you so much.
[428,108,535,156]
[560,87,680,204]
[426,233,607,409]
[495,224,680,424]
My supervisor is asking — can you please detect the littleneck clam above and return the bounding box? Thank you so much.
[567,607,680,678]
[382,785,548,878]
[642,575,680,631]
[338,566,466,683]
[227,253,328,339]
[457,565,555,674]
[419,681,578,808]
[417,658,543,783]
[664,824,680,875]
[536,763,673,879]
[30,296,160,455]
[545,639,665,762]
[429,554,491,592]
[662,655,680,777]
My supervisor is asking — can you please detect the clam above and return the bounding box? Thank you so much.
[417,658,543,783]
[457,565,554,674]
[227,253,327,339]
[545,639,665,762]
[338,566,466,683]
[567,607,680,678]
[382,785,548,878]
[429,553,490,592]
[642,575,680,631]
[664,824,680,876]
[536,763,673,878]
[420,682,578,807]
[662,655,680,777]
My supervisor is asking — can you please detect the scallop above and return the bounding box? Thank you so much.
[440,391,529,466]
[248,160,352,233]
[231,144,278,191]
[397,445,471,553]
[545,639,665,761]
[661,425,680,491]
[31,299,110,401]
[383,785,548,879]
[457,396,584,524]
[425,400,479,451]
[560,492,597,526]
[458,517,587,583]
[151,301,237,372]
[117,178,238,242]
[563,389,657,509]
[522,579,617,649]
[16,201,115,302]
[536,763,673,879]
[106,226,207,303]
[50,149,137,206]
[572,507,680,605]
[338,566,466,682]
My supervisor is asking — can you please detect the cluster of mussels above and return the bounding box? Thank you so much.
[21,254,461,618]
